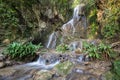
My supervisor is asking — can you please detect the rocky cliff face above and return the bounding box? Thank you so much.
[0,0,72,45]
[0,0,120,45]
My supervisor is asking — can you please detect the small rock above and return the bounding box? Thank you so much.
[5,61,12,66]
[0,54,5,61]
[0,62,5,68]
[2,39,10,45]
[59,54,69,62]
[33,70,54,80]
[0,47,5,61]
[75,48,82,54]
[88,77,96,80]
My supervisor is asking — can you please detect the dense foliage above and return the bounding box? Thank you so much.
[4,42,42,60]
[0,0,73,43]
[100,0,120,39]
[77,0,120,40]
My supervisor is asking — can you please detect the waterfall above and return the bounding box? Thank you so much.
[46,3,87,48]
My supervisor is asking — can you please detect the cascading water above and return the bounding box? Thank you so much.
[24,56,60,70]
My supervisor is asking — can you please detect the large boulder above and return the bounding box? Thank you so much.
[54,61,73,76]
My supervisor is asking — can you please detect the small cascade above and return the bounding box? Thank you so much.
[61,3,87,37]
[46,32,57,48]
[24,55,60,70]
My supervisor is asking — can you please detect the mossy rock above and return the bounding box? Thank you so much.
[54,61,73,76]
[101,71,114,80]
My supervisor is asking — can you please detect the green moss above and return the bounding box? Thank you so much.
[55,61,73,75]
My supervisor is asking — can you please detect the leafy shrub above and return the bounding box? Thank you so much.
[83,41,113,60]
[56,44,68,53]
[4,42,42,60]
[111,60,120,80]
[98,43,113,59]
[83,41,100,59]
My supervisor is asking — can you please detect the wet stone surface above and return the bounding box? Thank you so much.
[31,52,111,80]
